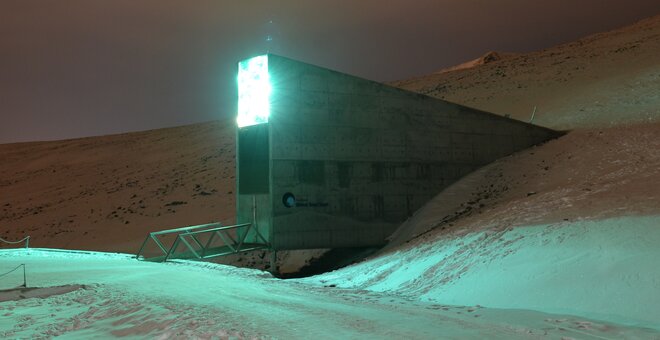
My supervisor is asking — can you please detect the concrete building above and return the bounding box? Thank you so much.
[236,54,561,250]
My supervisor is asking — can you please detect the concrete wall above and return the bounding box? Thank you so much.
[238,54,561,250]
[236,123,271,245]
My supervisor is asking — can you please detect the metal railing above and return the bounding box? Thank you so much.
[0,264,27,288]
[0,236,30,249]
[135,222,268,262]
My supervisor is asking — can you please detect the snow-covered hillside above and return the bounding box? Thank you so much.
[1,249,658,338]
[303,216,660,330]
[1,14,660,339]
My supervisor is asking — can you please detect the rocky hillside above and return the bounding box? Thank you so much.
[0,121,236,253]
[391,15,660,129]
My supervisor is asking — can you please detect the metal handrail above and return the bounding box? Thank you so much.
[134,222,226,259]
[0,264,27,288]
[149,222,224,236]
[0,236,30,249]
[136,221,268,261]
[165,223,254,261]
[183,223,251,236]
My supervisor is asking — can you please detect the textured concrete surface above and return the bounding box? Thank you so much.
[237,54,561,250]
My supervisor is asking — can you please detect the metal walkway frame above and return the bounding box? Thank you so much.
[135,222,268,262]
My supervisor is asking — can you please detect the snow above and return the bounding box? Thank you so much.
[303,216,660,331]
[1,14,659,339]
[2,236,660,338]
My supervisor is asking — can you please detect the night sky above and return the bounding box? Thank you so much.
[1,1,659,143]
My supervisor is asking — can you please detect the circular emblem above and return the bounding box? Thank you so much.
[282,192,296,208]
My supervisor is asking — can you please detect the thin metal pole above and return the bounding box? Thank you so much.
[179,236,201,259]
[164,237,181,261]
[252,195,257,225]
[270,250,277,275]
[529,105,537,123]
[252,195,257,244]
[22,264,26,288]
[202,231,217,257]
[135,234,151,259]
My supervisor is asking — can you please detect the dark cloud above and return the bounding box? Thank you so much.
[1,0,659,142]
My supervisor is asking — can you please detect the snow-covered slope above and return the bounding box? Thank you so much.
[1,249,658,338]
[1,14,660,338]
[388,123,660,247]
[304,216,660,330]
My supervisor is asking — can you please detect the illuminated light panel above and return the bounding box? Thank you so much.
[237,55,271,128]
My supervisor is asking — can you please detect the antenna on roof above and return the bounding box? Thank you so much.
[265,19,280,54]
[266,20,274,53]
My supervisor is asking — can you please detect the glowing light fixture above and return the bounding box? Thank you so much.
[237,55,271,128]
